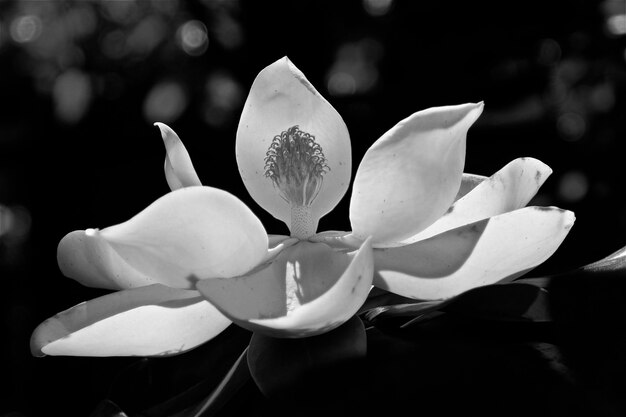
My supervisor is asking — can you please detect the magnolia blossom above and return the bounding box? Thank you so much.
[31,57,574,357]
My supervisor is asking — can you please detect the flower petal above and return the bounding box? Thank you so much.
[236,57,351,230]
[405,157,552,242]
[349,102,484,246]
[196,238,373,338]
[455,173,487,201]
[58,186,268,290]
[268,234,290,248]
[374,206,575,300]
[30,284,230,357]
[154,122,202,190]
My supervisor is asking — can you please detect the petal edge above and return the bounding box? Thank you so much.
[236,57,351,230]
[197,238,374,338]
[374,206,575,300]
[349,102,484,245]
[406,157,552,242]
[58,187,269,290]
[154,122,202,190]
[31,284,230,357]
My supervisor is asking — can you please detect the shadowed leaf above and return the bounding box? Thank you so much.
[247,315,366,402]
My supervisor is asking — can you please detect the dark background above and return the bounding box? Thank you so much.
[1,0,626,416]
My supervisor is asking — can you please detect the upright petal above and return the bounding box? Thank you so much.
[196,238,373,338]
[58,186,268,290]
[405,158,552,242]
[349,103,484,246]
[31,284,230,357]
[154,122,202,190]
[374,206,575,300]
[236,57,351,230]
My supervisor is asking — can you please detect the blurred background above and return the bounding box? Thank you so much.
[1,0,625,415]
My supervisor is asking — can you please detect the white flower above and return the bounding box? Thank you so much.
[31,57,574,357]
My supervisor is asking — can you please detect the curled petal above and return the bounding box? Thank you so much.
[31,284,230,357]
[349,102,484,246]
[406,157,552,242]
[374,206,575,300]
[58,186,268,290]
[236,57,351,230]
[154,122,202,190]
[196,238,373,338]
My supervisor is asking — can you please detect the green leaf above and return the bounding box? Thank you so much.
[106,326,251,416]
[363,299,446,322]
[443,282,551,322]
[247,315,366,401]
[179,348,251,417]
[363,282,550,328]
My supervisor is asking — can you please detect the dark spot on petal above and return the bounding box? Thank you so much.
[535,170,542,182]
[446,205,455,214]
[351,275,363,293]
[294,74,318,96]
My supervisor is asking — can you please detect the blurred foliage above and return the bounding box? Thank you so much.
[1,0,626,415]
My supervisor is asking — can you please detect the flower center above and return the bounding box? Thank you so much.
[264,125,329,239]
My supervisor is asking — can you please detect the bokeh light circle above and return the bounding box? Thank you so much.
[178,20,209,56]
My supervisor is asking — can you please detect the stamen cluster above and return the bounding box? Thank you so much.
[264,126,329,207]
